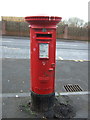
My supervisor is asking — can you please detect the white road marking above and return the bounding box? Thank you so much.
[0,91,89,98]
[79,60,84,62]
[3,41,12,43]
[55,92,59,96]
[59,91,89,96]
[72,45,78,46]
[74,60,78,62]
[6,57,11,58]
[58,56,63,60]
[3,46,21,50]
[58,44,78,46]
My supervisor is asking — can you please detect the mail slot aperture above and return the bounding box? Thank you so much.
[36,33,52,38]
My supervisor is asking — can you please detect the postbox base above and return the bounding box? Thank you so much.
[31,91,55,113]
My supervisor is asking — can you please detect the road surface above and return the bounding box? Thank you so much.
[0,36,89,118]
[0,36,88,60]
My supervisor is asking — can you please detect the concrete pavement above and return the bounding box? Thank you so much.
[1,58,89,119]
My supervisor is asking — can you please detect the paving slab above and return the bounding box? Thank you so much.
[2,95,88,119]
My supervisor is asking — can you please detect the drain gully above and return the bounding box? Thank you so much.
[64,84,83,92]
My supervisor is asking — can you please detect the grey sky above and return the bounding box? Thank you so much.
[1,0,89,22]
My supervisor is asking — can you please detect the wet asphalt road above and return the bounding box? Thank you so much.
[1,36,88,60]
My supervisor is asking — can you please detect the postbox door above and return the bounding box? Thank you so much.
[37,37,56,94]
[31,30,56,95]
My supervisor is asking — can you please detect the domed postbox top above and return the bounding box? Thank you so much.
[25,16,62,26]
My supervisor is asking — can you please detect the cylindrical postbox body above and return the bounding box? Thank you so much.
[25,16,62,112]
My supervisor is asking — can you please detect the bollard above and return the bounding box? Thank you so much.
[25,16,62,113]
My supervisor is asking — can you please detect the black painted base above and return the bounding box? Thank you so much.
[31,91,55,113]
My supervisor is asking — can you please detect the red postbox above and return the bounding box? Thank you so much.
[25,16,62,113]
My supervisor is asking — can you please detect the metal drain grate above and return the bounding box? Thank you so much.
[64,84,83,92]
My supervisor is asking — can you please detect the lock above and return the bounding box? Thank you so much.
[51,63,55,67]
